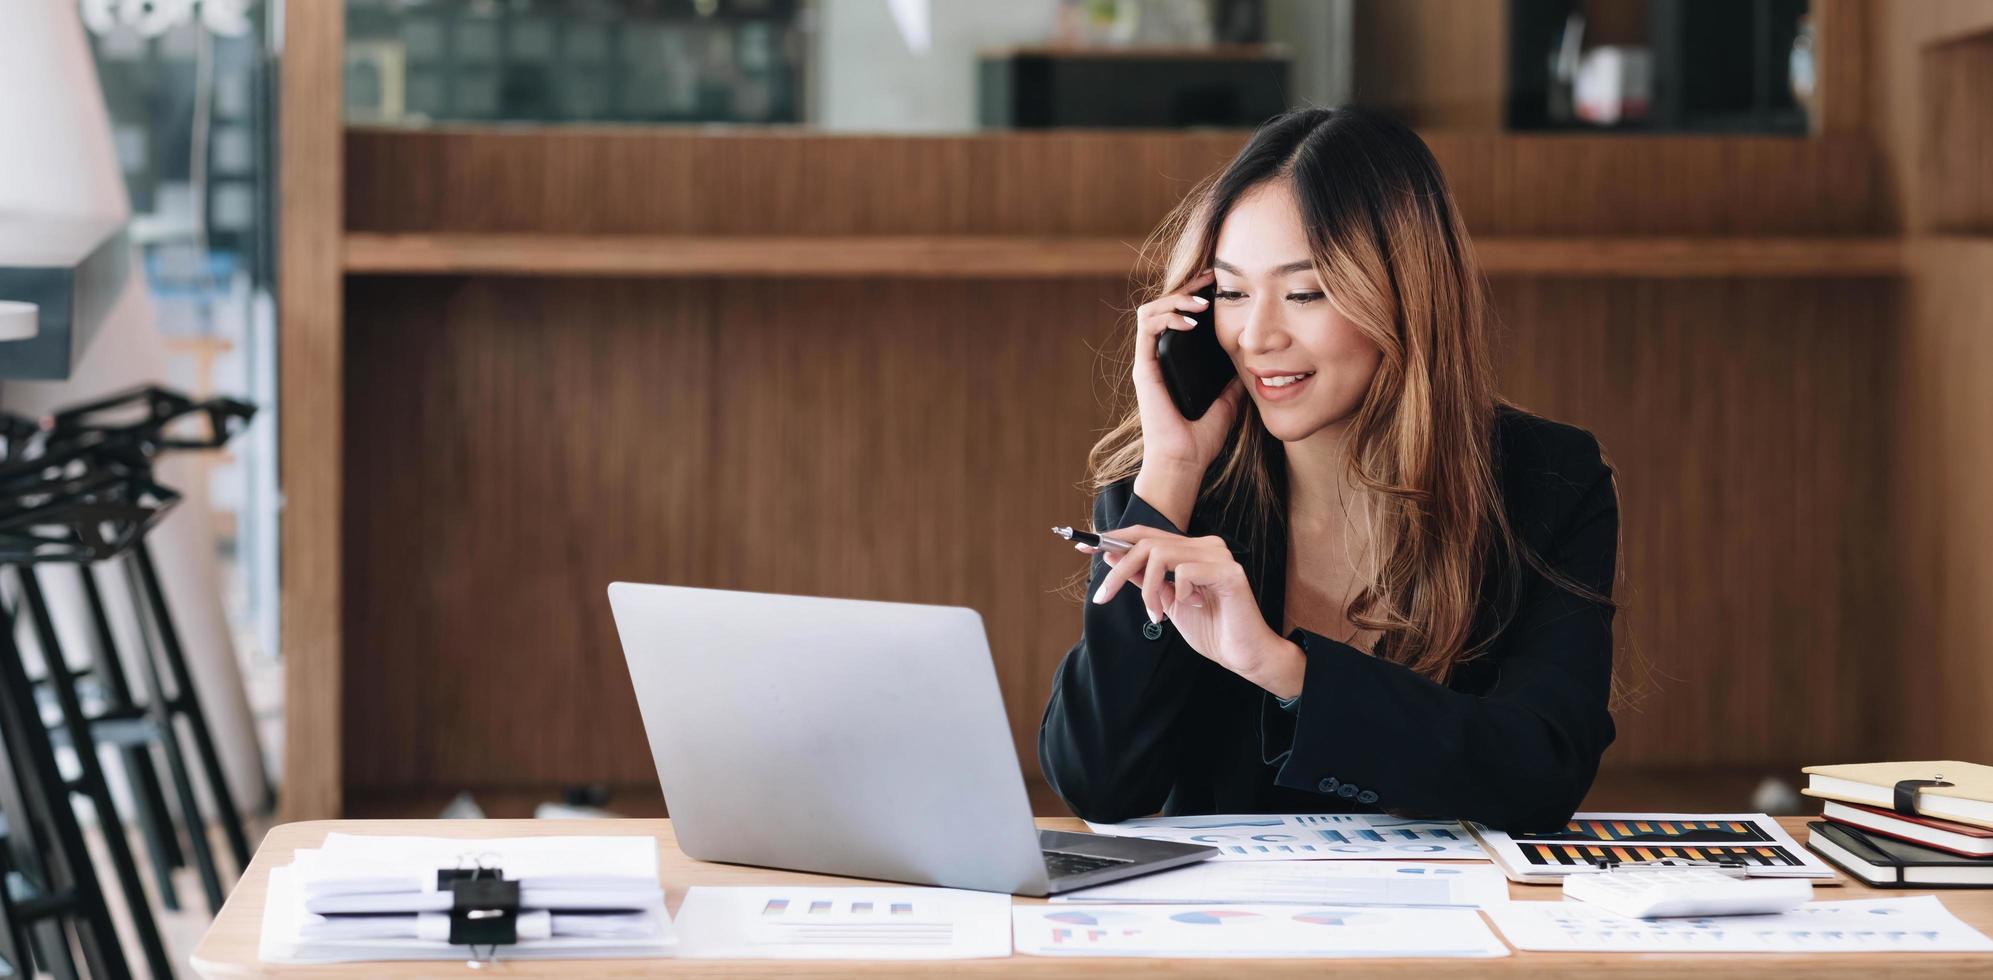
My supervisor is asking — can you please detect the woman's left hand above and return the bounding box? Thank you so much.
[1088,526,1305,698]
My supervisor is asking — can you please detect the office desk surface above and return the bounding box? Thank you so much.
[194,816,1993,978]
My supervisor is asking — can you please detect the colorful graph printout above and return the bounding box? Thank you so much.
[1521,843,1805,869]
[1470,813,1837,880]
[1014,904,1510,958]
[1085,814,1485,861]
[1530,818,1776,844]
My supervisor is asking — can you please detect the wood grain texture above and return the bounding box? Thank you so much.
[343,128,1885,237]
[1813,0,1874,136]
[341,276,1118,790]
[277,0,345,822]
[1891,238,1993,762]
[1866,2,1993,764]
[1494,278,1898,767]
[341,232,1905,279]
[1868,0,1993,232]
[339,273,1897,793]
[1349,0,1506,130]
[193,816,1993,978]
[1920,29,1993,233]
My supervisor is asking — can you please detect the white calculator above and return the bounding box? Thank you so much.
[1562,865,1814,919]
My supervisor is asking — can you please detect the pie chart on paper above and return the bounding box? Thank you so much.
[1169,910,1262,925]
[1293,910,1387,927]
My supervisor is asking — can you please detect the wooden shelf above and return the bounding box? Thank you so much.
[344,232,1904,279]
[1477,236,1903,278]
[343,233,1146,279]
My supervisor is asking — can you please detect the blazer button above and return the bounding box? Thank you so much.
[1357,790,1379,805]
[1337,783,1359,800]
[1318,777,1339,794]
[1142,621,1165,641]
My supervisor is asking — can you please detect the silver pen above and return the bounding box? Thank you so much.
[1050,526,1134,554]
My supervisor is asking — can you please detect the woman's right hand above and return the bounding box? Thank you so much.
[1130,269,1245,526]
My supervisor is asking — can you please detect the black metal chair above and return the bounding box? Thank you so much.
[0,388,265,978]
[0,450,180,978]
[2,654,115,980]
[38,387,264,878]
[0,410,122,978]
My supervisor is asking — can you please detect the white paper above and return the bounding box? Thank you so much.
[1052,860,1511,909]
[298,911,657,942]
[1085,814,1485,860]
[297,833,659,897]
[1014,903,1510,958]
[260,865,677,964]
[1469,812,1837,880]
[672,886,1011,960]
[305,884,664,915]
[1486,895,1993,953]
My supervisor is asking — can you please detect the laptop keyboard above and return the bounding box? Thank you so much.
[1042,849,1134,878]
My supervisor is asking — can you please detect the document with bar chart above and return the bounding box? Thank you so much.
[1013,903,1510,958]
[1083,814,1486,861]
[1469,813,1838,882]
[672,886,1011,959]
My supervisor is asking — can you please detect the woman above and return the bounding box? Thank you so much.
[1039,107,1620,833]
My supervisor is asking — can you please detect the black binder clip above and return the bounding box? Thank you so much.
[1894,774,1955,817]
[439,853,518,968]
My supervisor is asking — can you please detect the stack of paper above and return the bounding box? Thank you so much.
[259,835,676,964]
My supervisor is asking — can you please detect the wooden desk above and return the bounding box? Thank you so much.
[192,816,1993,977]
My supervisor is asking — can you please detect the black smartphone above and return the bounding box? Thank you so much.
[1155,284,1234,421]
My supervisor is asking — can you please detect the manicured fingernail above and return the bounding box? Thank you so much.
[1189,295,1208,305]
[1181,315,1197,326]
[1074,543,1096,553]
[1147,607,1161,625]
[1093,584,1109,603]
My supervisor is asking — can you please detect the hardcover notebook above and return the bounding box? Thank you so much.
[1801,761,1993,830]
[1822,801,1993,858]
[1806,821,1993,888]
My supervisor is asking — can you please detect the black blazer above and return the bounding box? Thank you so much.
[1038,406,1618,834]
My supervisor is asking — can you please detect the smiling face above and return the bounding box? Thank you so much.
[1211,179,1385,444]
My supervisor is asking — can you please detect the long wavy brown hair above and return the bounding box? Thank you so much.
[1088,106,1616,686]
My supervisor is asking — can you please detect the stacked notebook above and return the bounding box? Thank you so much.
[1802,761,1993,887]
[260,834,678,963]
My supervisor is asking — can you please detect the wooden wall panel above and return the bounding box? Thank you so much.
[1350,0,1506,130]
[278,0,345,821]
[342,272,1897,794]
[1813,0,1873,136]
[1891,239,1993,761]
[343,276,1122,790]
[344,129,1884,238]
[1921,30,1993,233]
[1494,277,1898,767]
[1867,2,1993,762]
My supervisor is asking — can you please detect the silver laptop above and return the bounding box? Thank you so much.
[607,582,1215,896]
